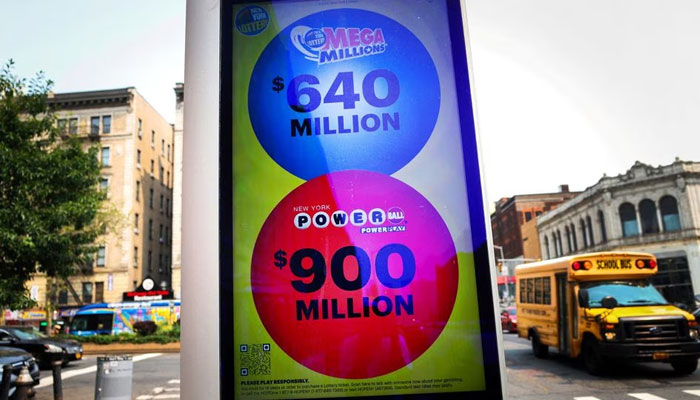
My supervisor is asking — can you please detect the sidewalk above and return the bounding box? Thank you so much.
[82,341,180,355]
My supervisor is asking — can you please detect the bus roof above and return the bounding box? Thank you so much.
[515,251,656,280]
[77,300,181,312]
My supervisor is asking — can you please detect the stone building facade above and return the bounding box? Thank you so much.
[26,88,175,307]
[171,83,184,299]
[537,160,700,306]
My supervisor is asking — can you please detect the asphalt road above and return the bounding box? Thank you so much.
[503,332,700,400]
[27,337,700,400]
[33,353,179,400]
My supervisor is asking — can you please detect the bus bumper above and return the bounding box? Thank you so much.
[598,341,700,361]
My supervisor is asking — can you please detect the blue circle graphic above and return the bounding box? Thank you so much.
[248,9,440,180]
[235,6,269,36]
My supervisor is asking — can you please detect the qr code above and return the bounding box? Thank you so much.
[240,343,271,376]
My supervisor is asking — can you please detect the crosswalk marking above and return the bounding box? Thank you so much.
[136,377,180,400]
[168,379,180,384]
[628,394,669,400]
[685,390,700,397]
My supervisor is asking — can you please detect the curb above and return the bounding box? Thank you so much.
[82,342,180,355]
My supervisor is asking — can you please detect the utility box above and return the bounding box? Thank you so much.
[94,355,133,400]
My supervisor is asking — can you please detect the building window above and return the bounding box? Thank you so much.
[57,118,67,133]
[150,159,154,175]
[160,166,164,183]
[69,118,78,134]
[536,211,542,217]
[102,116,111,133]
[159,224,164,242]
[565,226,572,254]
[551,234,558,257]
[619,202,639,237]
[58,290,68,305]
[134,246,139,266]
[91,116,100,135]
[579,219,588,247]
[165,226,169,245]
[136,181,140,201]
[166,198,170,216]
[137,149,141,166]
[148,250,152,271]
[96,246,106,267]
[151,130,155,147]
[639,199,660,234]
[82,283,93,304]
[159,253,163,272]
[160,194,164,213]
[149,188,154,208]
[135,213,139,230]
[149,219,153,239]
[101,147,110,167]
[570,223,578,251]
[525,212,532,222]
[138,118,143,138]
[660,195,681,232]
[166,171,170,188]
[598,210,607,242]
[586,215,594,245]
[167,144,171,161]
[544,236,550,259]
[100,177,109,192]
[161,139,165,153]
[95,282,104,303]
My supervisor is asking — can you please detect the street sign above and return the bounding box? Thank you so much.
[219,0,505,398]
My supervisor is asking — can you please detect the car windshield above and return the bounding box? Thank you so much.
[9,328,44,340]
[582,280,669,307]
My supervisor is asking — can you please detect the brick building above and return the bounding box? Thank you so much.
[25,88,175,308]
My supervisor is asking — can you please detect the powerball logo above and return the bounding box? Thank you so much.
[290,26,387,65]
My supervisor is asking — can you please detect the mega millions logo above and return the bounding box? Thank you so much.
[290,25,387,65]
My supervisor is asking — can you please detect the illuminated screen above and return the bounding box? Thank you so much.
[221,0,504,398]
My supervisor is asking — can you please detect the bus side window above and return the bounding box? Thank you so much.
[535,278,543,304]
[543,277,551,305]
[520,280,526,303]
[527,279,535,303]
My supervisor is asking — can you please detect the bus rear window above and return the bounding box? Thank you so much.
[70,314,114,332]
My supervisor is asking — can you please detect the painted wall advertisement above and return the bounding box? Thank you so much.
[229,0,502,398]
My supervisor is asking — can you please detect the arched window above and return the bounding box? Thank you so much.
[639,199,659,234]
[556,230,563,257]
[580,219,588,247]
[551,234,557,257]
[598,210,607,242]
[570,223,578,251]
[565,226,572,254]
[660,195,681,232]
[586,216,594,245]
[544,235,550,259]
[619,202,639,237]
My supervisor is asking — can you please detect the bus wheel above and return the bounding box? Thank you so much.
[531,332,549,359]
[582,339,606,375]
[671,358,698,375]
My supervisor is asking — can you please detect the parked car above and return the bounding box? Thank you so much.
[693,294,700,320]
[0,326,82,369]
[501,306,517,333]
[0,346,40,398]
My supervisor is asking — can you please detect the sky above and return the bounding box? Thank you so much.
[2,1,700,206]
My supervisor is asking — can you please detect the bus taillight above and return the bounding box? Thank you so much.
[572,262,581,271]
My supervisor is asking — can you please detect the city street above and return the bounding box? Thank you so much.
[33,353,180,400]
[504,333,700,400]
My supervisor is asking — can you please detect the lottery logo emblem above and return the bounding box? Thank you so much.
[251,171,458,378]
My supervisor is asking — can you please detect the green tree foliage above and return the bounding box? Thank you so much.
[0,60,108,309]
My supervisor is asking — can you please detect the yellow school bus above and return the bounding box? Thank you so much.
[515,252,700,375]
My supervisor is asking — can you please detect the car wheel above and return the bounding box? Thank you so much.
[671,358,698,375]
[582,339,607,375]
[531,332,549,358]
